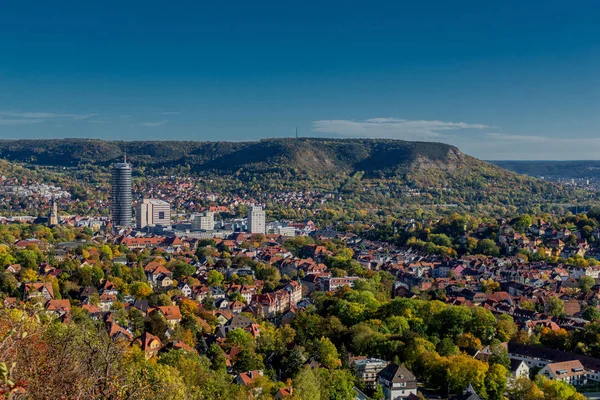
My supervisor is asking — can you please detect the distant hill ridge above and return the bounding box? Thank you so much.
[0,138,583,214]
[0,137,470,176]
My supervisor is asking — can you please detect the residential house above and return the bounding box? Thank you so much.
[449,385,483,400]
[135,332,163,359]
[101,280,119,296]
[229,300,245,314]
[23,282,54,302]
[508,342,600,382]
[538,360,587,386]
[283,281,302,306]
[320,276,361,291]
[352,357,388,388]
[45,299,71,318]
[108,322,134,342]
[510,359,530,378]
[223,314,254,334]
[5,264,21,274]
[155,306,182,327]
[157,274,174,289]
[178,282,192,298]
[144,262,173,287]
[377,363,418,400]
[98,293,117,312]
[235,370,263,388]
[215,298,230,310]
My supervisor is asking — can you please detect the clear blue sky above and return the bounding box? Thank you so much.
[0,0,599,159]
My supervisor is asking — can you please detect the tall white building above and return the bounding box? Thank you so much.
[136,199,171,229]
[192,211,215,231]
[248,205,266,234]
[111,160,132,227]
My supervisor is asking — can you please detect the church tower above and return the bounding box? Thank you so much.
[48,198,59,226]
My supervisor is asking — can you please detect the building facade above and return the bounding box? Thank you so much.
[352,357,388,388]
[192,211,215,231]
[136,199,171,229]
[538,360,587,386]
[248,205,266,234]
[377,363,418,400]
[111,160,132,227]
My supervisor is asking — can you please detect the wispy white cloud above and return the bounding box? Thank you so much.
[0,111,98,126]
[0,111,98,120]
[119,115,133,118]
[310,117,600,160]
[312,118,491,140]
[0,118,47,126]
[140,120,167,127]
[159,111,180,115]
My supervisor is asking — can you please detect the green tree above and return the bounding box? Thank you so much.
[488,343,510,370]
[226,328,255,351]
[208,343,227,372]
[128,308,145,337]
[545,296,565,317]
[514,214,533,232]
[485,364,508,400]
[206,270,224,287]
[16,250,39,269]
[130,282,152,299]
[372,383,385,400]
[495,314,518,342]
[470,307,497,343]
[0,252,16,268]
[316,336,340,370]
[328,369,357,400]
[145,311,168,342]
[317,368,355,400]
[476,239,500,257]
[537,376,586,400]
[99,245,113,261]
[582,306,600,322]
[579,276,595,293]
[507,377,543,400]
[446,354,488,397]
[283,346,307,380]
[173,262,195,280]
[294,366,321,400]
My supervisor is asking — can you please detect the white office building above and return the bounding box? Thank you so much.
[192,211,215,231]
[248,205,266,234]
[136,199,171,229]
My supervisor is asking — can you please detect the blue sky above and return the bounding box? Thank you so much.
[0,0,599,160]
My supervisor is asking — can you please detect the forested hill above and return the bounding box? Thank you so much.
[0,137,509,177]
[0,138,590,217]
[491,160,600,179]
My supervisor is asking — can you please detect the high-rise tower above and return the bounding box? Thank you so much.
[248,204,266,234]
[111,156,132,228]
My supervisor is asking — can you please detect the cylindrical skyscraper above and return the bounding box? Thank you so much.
[111,159,132,227]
